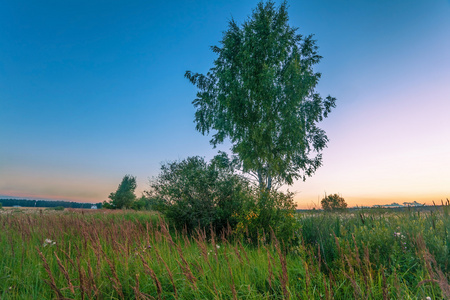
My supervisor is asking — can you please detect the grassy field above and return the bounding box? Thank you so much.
[1,206,449,299]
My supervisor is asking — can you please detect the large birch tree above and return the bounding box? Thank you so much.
[185,1,336,191]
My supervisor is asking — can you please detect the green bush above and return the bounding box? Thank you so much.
[234,190,300,246]
[45,206,65,211]
[149,156,253,234]
[321,193,347,211]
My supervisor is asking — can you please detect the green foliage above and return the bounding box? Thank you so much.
[234,190,300,245]
[101,201,114,209]
[2,209,450,299]
[104,175,137,209]
[185,1,336,190]
[321,193,347,211]
[0,202,2,209]
[45,206,65,211]
[130,195,151,210]
[149,155,253,233]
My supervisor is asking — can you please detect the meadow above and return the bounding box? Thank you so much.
[1,206,449,299]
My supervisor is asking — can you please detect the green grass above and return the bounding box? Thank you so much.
[0,207,449,299]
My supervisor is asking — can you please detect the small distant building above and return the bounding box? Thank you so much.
[91,205,98,209]
[381,203,403,208]
[403,201,424,207]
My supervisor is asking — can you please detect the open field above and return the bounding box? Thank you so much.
[1,207,449,299]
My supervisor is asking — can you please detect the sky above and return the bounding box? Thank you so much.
[1,0,449,208]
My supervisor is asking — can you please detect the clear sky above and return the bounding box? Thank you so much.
[1,0,449,208]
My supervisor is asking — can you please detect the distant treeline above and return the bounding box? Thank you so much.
[0,199,102,209]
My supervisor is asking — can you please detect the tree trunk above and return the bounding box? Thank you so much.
[267,175,272,191]
[258,169,264,190]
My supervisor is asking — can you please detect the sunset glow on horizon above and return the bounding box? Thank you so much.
[1,0,449,208]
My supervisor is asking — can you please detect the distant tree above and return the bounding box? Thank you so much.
[104,175,137,209]
[321,194,347,211]
[185,1,336,191]
[0,202,2,209]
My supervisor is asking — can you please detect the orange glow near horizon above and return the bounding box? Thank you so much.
[0,190,100,203]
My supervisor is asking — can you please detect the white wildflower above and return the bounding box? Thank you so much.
[216,244,220,249]
[43,238,56,247]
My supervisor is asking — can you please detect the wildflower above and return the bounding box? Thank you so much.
[43,238,56,247]
[426,297,432,300]
[216,244,220,249]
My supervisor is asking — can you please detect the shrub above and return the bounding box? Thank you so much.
[149,156,253,234]
[321,193,347,211]
[45,206,65,211]
[234,190,300,246]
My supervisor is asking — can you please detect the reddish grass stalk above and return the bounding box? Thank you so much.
[265,247,274,291]
[344,271,360,300]
[36,247,66,299]
[271,230,289,300]
[101,249,124,298]
[195,234,213,270]
[154,248,178,299]
[76,255,86,300]
[317,243,322,273]
[60,247,76,269]
[183,230,191,248]
[210,227,220,264]
[176,245,198,290]
[159,219,176,249]
[381,268,388,300]
[139,254,163,300]
[87,264,99,298]
[213,282,219,296]
[238,240,250,264]
[224,247,238,300]
[352,234,362,269]
[304,261,310,294]
[133,274,155,300]
[344,254,362,299]
[323,277,330,300]
[54,252,75,294]
[416,235,450,298]
[233,244,243,265]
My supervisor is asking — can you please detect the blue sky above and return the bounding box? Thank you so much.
[1,0,449,207]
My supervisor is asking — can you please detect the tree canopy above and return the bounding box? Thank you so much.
[321,194,347,211]
[185,1,336,191]
[104,175,137,209]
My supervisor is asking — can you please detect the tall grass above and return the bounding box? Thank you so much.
[0,206,449,299]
